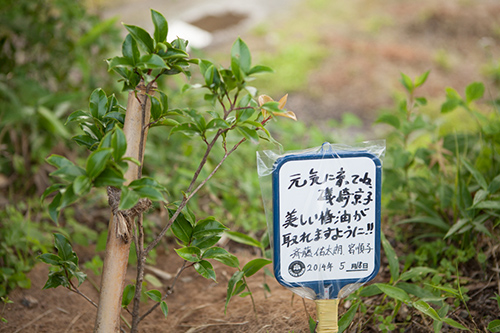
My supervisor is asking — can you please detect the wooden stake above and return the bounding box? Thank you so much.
[94,82,154,332]
[315,299,339,333]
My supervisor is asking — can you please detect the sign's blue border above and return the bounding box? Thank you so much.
[272,150,382,299]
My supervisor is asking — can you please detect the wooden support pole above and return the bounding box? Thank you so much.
[94,83,154,332]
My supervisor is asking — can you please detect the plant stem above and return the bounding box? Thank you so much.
[130,215,145,333]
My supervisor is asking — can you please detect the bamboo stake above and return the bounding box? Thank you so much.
[94,82,154,332]
[315,299,339,333]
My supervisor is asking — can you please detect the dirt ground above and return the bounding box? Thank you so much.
[2,0,500,332]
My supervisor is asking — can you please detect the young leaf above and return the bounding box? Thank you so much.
[151,9,168,44]
[48,192,62,224]
[86,148,113,180]
[242,258,271,277]
[38,253,62,266]
[124,24,155,53]
[465,82,485,104]
[47,155,75,169]
[174,246,201,262]
[122,34,140,66]
[381,232,399,282]
[194,260,216,281]
[375,113,400,129]
[73,175,92,196]
[202,247,240,268]
[339,301,359,333]
[145,289,162,302]
[119,186,140,210]
[138,54,167,69]
[461,158,488,190]
[231,38,251,74]
[192,218,227,239]
[414,70,430,88]
[400,73,414,93]
[53,234,75,262]
[111,127,127,161]
[89,88,108,119]
[170,212,193,244]
[225,230,262,248]
[375,284,411,304]
[122,284,135,308]
[413,300,441,322]
[225,270,245,313]
[160,301,169,318]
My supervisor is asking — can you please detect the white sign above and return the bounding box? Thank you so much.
[272,151,381,298]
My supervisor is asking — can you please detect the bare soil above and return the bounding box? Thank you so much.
[2,0,500,332]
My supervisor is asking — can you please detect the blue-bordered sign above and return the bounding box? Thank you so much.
[272,145,382,299]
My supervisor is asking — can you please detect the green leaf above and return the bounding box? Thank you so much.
[225,230,262,248]
[151,9,168,44]
[225,271,245,313]
[194,260,216,281]
[41,183,64,202]
[111,127,127,161]
[145,289,162,302]
[42,271,69,290]
[122,284,135,308]
[400,73,414,93]
[86,148,113,180]
[60,184,79,210]
[488,319,500,332]
[442,317,468,330]
[48,192,62,224]
[107,56,132,70]
[93,168,125,187]
[462,158,488,190]
[122,34,140,66]
[242,258,271,277]
[54,234,75,262]
[138,54,167,69]
[73,175,92,196]
[37,106,70,138]
[399,267,436,282]
[150,96,162,121]
[231,38,251,74]
[192,218,227,239]
[413,300,441,322]
[191,235,221,250]
[441,99,460,113]
[66,110,91,125]
[170,123,201,136]
[465,82,485,104]
[124,24,155,53]
[47,155,75,169]
[339,301,359,333]
[202,247,240,268]
[236,126,259,143]
[247,65,273,75]
[375,113,400,129]
[170,212,193,244]
[381,232,399,282]
[488,175,500,194]
[133,186,165,202]
[175,246,201,262]
[89,88,108,119]
[375,283,411,303]
[414,70,430,88]
[445,218,469,239]
[160,301,169,318]
[119,186,140,210]
[38,253,61,266]
[473,200,500,210]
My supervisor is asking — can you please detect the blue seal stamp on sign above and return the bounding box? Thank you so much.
[271,144,382,299]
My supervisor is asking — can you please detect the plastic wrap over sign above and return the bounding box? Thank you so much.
[257,141,385,300]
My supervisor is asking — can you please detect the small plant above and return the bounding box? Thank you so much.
[39,9,295,332]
